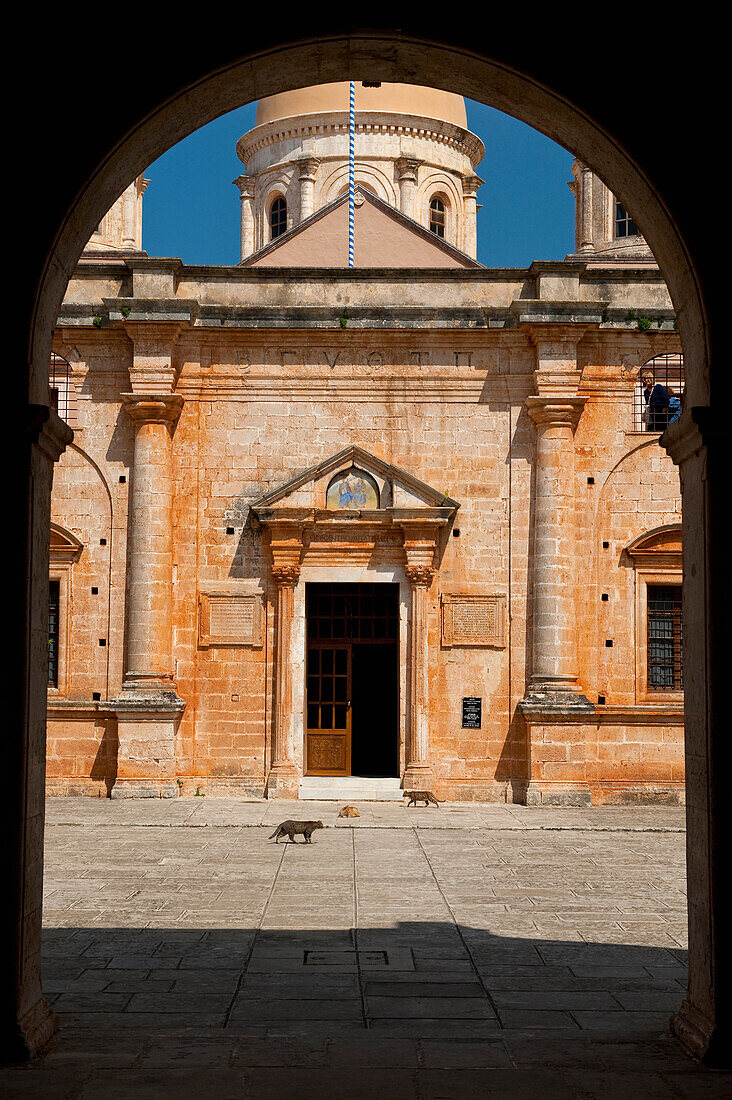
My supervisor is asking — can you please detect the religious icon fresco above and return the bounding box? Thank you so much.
[326,468,379,509]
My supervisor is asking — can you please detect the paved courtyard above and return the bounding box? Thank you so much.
[3,799,730,1097]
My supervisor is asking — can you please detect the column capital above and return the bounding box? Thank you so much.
[661,406,709,467]
[526,324,587,352]
[462,173,483,197]
[267,519,304,586]
[27,404,74,463]
[233,174,255,198]
[295,156,321,181]
[271,564,301,588]
[406,564,435,588]
[402,520,439,585]
[526,395,586,431]
[122,320,186,394]
[120,393,184,426]
[395,156,422,181]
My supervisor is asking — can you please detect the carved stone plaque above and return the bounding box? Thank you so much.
[199,592,263,647]
[441,594,506,648]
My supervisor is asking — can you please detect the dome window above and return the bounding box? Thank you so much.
[270,196,287,240]
[429,196,446,238]
[615,199,639,238]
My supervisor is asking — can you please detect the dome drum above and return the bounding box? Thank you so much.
[234,89,485,261]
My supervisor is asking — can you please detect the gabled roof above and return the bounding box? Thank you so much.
[250,445,460,510]
[240,188,483,269]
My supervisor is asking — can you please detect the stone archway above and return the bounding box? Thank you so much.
[17,24,723,1066]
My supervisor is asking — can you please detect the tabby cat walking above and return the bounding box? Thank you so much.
[268,820,324,843]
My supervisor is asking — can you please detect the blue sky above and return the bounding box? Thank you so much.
[142,98,576,268]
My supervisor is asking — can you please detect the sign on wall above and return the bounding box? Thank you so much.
[462,697,482,729]
[198,592,264,647]
[441,594,507,648]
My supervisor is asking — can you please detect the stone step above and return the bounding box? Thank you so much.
[299,776,403,801]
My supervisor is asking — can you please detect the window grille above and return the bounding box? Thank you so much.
[48,579,60,687]
[647,584,683,691]
[306,583,399,642]
[49,352,77,426]
[270,196,287,240]
[634,353,684,432]
[615,200,639,238]
[429,197,446,238]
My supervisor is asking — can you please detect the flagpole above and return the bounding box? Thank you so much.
[348,81,355,268]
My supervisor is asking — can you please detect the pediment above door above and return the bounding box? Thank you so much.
[249,446,459,579]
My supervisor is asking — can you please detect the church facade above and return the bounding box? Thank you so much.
[47,83,684,804]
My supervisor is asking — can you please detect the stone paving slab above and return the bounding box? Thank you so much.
[2,801,729,1096]
[44,796,688,831]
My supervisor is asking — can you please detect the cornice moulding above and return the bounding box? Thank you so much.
[237,111,485,168]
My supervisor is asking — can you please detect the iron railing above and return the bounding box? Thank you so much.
[49,352,77,425]
[634,353,684,432]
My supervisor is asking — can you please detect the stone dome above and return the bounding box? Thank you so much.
[254,82,468,129]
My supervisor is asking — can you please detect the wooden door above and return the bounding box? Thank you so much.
[305,644,352,775]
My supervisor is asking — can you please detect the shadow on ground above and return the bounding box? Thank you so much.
[2,924,729,1097]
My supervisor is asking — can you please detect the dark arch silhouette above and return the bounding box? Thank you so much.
[15,19,724,1068]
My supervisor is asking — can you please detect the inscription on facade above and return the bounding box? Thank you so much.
[199,592,263,647]
[441,594,506,647]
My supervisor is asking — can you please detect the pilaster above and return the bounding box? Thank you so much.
[402,524,438,791]
[267,522,304,798]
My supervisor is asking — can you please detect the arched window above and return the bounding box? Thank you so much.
[48,524,84,694]
[625,526,683,697]
[49,352,77,426]
[615,199,639,238]
[429,196,446,238]
[270,196,287,240]
[634,353,684,432]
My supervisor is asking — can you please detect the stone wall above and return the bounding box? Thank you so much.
[46,263,683,803]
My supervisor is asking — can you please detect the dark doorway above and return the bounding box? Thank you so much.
[305,583,399,777]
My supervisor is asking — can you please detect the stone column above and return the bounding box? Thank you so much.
[120,394,182,690]
[525,396,588,698]
[296,156,320,222]
[121,180,138,250]
[395,157,421,221]
[11,406,72,1059]
[573,160,594,255]
[520,329,594,805]
[461,174,482,258]
[266,521,304,798]
[233,175,256,260]
[664,407,729,1065]
[112,393,185,797]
